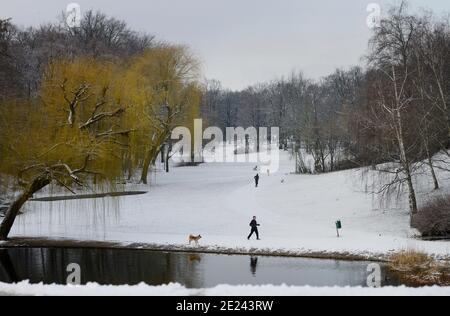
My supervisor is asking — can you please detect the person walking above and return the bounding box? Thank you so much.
[254,174,260,188]
[247,216,261,240]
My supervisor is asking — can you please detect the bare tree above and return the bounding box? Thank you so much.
[367,3,423,216]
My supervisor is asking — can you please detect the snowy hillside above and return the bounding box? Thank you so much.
[8,151,450,259]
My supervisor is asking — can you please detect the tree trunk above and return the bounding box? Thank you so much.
[428,156,440,191]
[329,145,335,172]
[397,119,418,216]
[319,145,326,173]
[161,144,165,164]
[165,147,170,173]
[404,168,418,217]
[124,153,133,181]
[417,64,440,191]
[392,67,418,217]
[424,140,440,190]
[432,69,450,147]
[140,145,164,184]
[140,150,154,185]
[141,129,171,184]
[0,175,51,240]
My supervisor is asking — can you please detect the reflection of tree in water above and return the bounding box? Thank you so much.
[0,249,19,283]
[0,248,204,288]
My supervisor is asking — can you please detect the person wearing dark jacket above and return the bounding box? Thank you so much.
[254,174,260,188]
[247,216,261,240]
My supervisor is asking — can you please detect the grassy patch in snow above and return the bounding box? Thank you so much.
[389,250,450,286]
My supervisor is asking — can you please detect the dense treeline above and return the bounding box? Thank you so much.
[0,11,155,99]
[201,4,450,220]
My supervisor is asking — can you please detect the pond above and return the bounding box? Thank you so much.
[0,248,404,288]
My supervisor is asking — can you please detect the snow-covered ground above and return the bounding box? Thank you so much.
[0,281,449,296]
[8,150,450,259]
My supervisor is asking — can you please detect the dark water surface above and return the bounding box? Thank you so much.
[0,248,403,288]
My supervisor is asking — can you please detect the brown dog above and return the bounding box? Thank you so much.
[188,234,202,246]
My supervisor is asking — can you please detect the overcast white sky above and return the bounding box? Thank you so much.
[1,0,449,90]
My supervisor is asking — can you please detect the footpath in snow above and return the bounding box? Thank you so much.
[8,151,450,259]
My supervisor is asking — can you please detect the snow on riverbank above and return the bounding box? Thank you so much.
[7,151,450,259]
[0,281,449,296]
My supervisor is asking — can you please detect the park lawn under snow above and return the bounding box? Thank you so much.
[8,151,450,259]
[0,281,449,296]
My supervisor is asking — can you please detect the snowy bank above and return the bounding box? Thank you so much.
[0,237,391,262]
[0,281,449,296]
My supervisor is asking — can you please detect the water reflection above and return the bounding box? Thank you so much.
[250,257,258,276]
[0,248,203,288]
[0,248,403,288]
[0,250,19,283]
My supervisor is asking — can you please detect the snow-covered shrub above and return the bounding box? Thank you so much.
[413,195,450,237]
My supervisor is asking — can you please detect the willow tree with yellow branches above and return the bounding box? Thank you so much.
[124,45,201,184]
[0,45,203,239]
[0,58,132,240]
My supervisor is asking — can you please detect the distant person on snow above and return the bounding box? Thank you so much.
[254,174,260,188]
[248,216,261,240]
